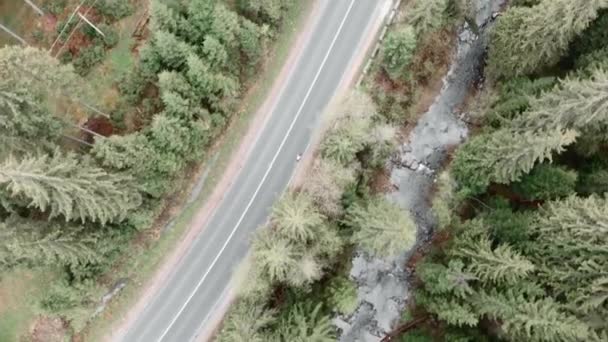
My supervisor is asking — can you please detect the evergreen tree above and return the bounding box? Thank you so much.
[383,25,417,81]
[287,252,323,288]
[0,151,139,223]
[0,217,98,269]
[153,30,196,70]
[302,158,356,218]
[345,197,416,257]
[406,0,450,36]
[454,236,535,285]
[237,0,286,26]
[0,46,83,140]
[149,0,181,33]
[276,303,335,342]
[476,290,591,341]
[271,192,325,242]
[487,0,608,78]
[217,299,276,342]
[238,17,265,68]
[451,128,578,196]
[515,69,608,132]
[512,163,577,201]
[252,228,298,284]
[321,117,370,165]
[531,196,608,319]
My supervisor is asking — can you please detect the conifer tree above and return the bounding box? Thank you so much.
[252,228,298,284]
[0,217,98,269]
[476,290,591,341]
[383,25,417,81]
[238,0,285,26]
[531,196,608,319]
[451,128,578,196]
[302,158,356,218]
[0,46,83,140]
[217,299,276,342]
[0,151,139,224]
[455,237,535,285]
[276,303,335,342]
[515,68,608,132]
[512,163,577,201]
[152,30,196,70]
[406,0,450,36]
[149,0,181,33]
[488,0,608,78]
[345,197,416,257]
[271,192,325,242]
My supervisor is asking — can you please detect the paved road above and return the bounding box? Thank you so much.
[123,1,387,341]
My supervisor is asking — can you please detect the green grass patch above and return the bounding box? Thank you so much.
[0,268,58,342]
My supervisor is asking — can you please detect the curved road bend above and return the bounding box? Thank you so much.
[123,1,388,341]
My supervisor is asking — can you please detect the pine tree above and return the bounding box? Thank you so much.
[487,0,608,78]
[252,228,298,284]
[237,0,285,26]
[0,45,83,140]
[277,303,335,342]
[512,163,578,201]
[0,217,98,269]
[383,25,417,81]
[238,17,265,68]
[153,30,196,70]
[271,192,325,242]
[0,151,139,224]
[345,197,416,257]
[326,276,359,315]
[186,0,215,44]
[515,69,608,132]
[217,299,276,342]
[406,0,450,36]
[321,117,370,165]
[202,35,229,70]
[531,196,608,314]
[209,4,241,49]
[476,290,591,341]
[287,252,323,288]
[451,128,578,196]
[186,53,239,110]
[302,158,356,218]
[149,0,181,33]
[455,237,535,285]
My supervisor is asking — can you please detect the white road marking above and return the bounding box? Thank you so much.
[155,1,357,341]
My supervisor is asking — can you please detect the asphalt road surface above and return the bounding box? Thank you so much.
[123,1,386,341]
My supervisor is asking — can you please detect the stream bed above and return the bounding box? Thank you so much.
[336,1,506,340]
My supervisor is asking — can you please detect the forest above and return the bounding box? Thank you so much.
[0,0,296,339]
[217,0,608,341]
[1,0,607,341]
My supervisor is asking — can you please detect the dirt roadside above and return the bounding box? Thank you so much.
[105,2,325,341]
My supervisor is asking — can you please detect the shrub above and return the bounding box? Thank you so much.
[383,25,417,81]
[73,45,106,75]
[94,0,134,22]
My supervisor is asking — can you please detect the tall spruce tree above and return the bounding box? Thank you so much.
[0,151,139,224]
[515,68,608,132]
[0,46,84,140]
[345,197,416,257]
[451,128,578,196]
[0,217,98,269]
[488,0,608,78]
